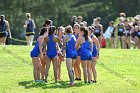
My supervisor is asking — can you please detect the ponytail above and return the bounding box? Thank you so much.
[80,27,88,40]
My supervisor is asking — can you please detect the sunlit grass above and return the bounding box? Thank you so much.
[0,45,140,93]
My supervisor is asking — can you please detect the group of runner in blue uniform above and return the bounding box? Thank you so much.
[30,18,100,86]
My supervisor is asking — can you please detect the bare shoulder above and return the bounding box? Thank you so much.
[38,36,44,40]
[64,35,70,42]
[78,35,83,40]
[88,36,92,43]
[77,35,85,44]
[4,20,8,23]
[38,36,44,42]
[99,24,103,27]
[53,35,60,42]
[44,36,48,40]
[44,36,49,42]
[4,20,9,25]
[31,19,35,22]
[92,34,98,39]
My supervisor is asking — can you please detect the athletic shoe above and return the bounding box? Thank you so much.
[92,81,97,83]
[69,82,75,86]
[84,82,88,84]
[85,82,91,85]
[78,78,81,81]
[75,78,81,81]
[75,78,79,80]
[87,81,92,85]
[44,80,48,84]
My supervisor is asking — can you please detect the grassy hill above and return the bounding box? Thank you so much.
[0,45,140,93]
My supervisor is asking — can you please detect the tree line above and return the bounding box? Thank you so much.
[0,0,140,44]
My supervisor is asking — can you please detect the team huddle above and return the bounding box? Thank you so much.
[30,19,100,86]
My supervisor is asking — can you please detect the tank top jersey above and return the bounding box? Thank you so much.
[74,33,79,39]
[30,36,44,57]
[66,34,77,59]
[74,33,81,56]
[94,25,101,37]
[26,19,35,35]
[90,34,98,57]
[46,35,57,58]
[0,20,7,33]
[80,37,92,60]
[117,23,125,36]
[125,24,131,37]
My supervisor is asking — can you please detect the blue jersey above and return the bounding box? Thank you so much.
[80,39,92,60]
[90,34,98,57]
[66,34,77,59]
[74,33,81,56]
[46,35,57,58]
[118,24,125,32]
[26,19,34,33]
[0,20,7,33]
[74,33,79,39]
[94,25,101,37]
[92,43,98,57]
[30,38,44,57]
[117,23,125,36]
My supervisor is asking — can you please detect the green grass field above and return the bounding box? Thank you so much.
[0,45,140,93]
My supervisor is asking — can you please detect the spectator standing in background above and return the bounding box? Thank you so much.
[93,17,103,47]
[119,12,126,22]
[108,21,115,48]
[77,16,83,25]
[0,15,12,45]
[24,13,36,46]
[124,19,133,49]
[116,18,125,48]
[71,16,77,28]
